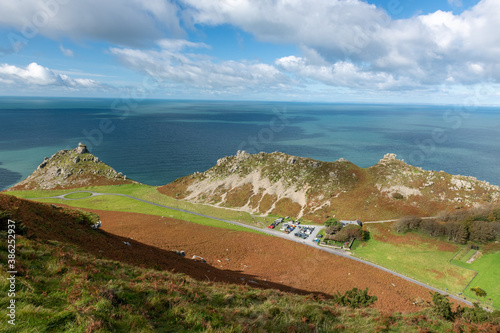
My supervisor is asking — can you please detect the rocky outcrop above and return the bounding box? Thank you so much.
[75,142,89,154]
[9,144,136,190]
[159,151,500,222]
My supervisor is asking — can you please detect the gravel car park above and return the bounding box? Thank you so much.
[270,218,322,244]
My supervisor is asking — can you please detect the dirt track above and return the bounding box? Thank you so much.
[92,209,446,313]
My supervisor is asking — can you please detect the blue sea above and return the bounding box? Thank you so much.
[1,97,499,191]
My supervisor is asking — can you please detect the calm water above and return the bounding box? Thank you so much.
[1,97,499,191]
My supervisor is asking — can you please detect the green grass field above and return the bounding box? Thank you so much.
[456,249,477,263]
[452,251,500,308]
[6,184,276,233]
[63,191,93,199]
[352,226,476,295]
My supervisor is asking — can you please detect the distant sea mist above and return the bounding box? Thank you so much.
[1,97,499,191]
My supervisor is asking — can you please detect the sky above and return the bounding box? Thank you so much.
[0,0,499,104]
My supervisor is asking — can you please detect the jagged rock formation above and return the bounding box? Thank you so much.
[9,143,135,190]
[159,151,500,222]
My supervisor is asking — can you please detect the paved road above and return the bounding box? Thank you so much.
[35,191,474,307]
[363,216,437,224]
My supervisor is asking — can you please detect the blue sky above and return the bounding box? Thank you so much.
[0,0,499,104]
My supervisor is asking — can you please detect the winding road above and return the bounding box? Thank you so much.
[35,190,474,307]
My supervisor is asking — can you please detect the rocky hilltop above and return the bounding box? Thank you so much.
[9,143,135,190]
[159,151,500,222]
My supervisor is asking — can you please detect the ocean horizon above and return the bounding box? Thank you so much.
[1,97,499,191]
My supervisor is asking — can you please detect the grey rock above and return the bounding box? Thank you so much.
[75,143,89,155]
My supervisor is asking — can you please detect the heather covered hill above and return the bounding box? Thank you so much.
[159,151,500,222]
[8,143,135,191]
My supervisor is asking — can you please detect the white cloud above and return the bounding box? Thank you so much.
[156,39,210,51]
[182,0,500,88]
[0,62,102,89]
[59,45,74,57]
[110,39,290,92]
[275,56,411,90]
[448,0,463,7]
[0,0,183,46]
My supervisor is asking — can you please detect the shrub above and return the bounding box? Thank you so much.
[0,210,28,235]
[324,218,338,226]
[393,216,422,233]
[431,292,454,321]
[420,219,445,238]
[0,210,11,231]
[460,303,491,324]
[331,224,363,243]
[332,288,377,308]
[470,287,487,298]
[325,220,342,235]
[469,221,495,243]
[444,222,468,244]
[392,192,404,200]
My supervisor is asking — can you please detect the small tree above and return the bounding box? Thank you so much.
[469,221,495,244]
[332,224,363,242]
[325,220,342,235]
[431,292,454,321]
[393,215,422,233]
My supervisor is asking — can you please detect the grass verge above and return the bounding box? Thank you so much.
[64,192,93,199]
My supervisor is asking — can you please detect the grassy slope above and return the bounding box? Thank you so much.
[352,224,475,294]
[6,184,274,234]
[352,223,500,309]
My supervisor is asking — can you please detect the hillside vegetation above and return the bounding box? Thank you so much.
[159,151,500,222]
[1,194,499,332]
[9,143,134,191]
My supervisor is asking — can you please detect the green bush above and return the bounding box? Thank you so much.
[324,218,338,226]
[470,287,487,298]
[332,287,378,308]
[459,303,491,324]
[431,292,454,321]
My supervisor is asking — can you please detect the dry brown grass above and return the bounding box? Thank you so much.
[259,193,277,214]
[224,183,254,207]
[157,176,195,199]
[274,197,302,218]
